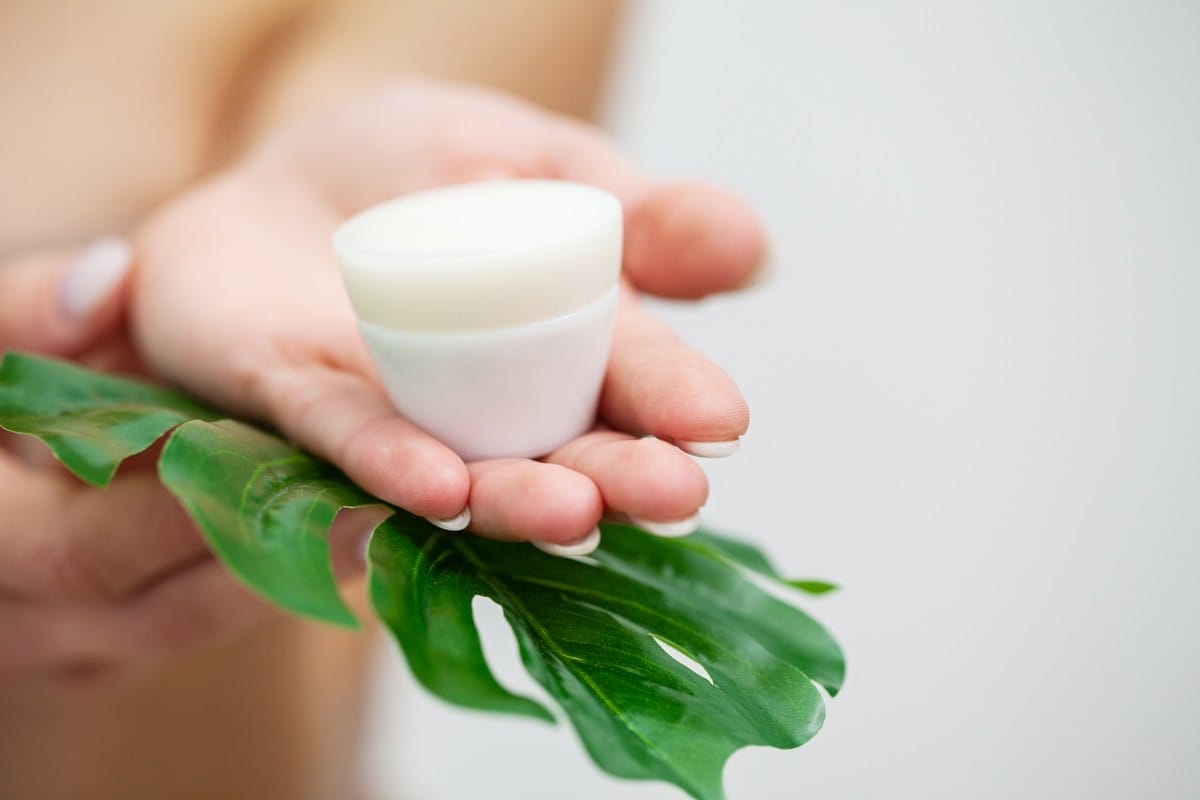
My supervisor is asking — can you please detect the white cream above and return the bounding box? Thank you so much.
[334,179,622,462]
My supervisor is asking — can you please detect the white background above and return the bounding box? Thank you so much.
[362,3,1200,798]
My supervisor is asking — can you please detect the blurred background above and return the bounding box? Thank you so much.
[361,2,1200,798]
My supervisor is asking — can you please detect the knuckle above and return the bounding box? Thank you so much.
[335,420,381,484]
[275,374,325,434]
[228,337,286,415]
[243,360,327,439]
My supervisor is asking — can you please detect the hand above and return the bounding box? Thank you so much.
[132,80,764,551]
[0,247,380,696]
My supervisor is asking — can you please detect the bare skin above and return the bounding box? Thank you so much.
[0,0,621,252]
[0,3,763,798]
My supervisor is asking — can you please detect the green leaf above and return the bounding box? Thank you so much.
[597,526,844,698]
[0,351,217,486]
[369,521,843,799]
[0,352,845,800]
[368,513,556,722]
[158,419,376,628]
[788,579,839,596]
[689,529,840,598]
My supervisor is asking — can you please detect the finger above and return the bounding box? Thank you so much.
[0,237,132,356]
[252,364,471,524]
[545,430,707,535]
[0,465,209,603]
[539,115,651,202]
[599,293,749,450]
[465,459,603,547]
[621,183,766,298]
[543,120,767,297]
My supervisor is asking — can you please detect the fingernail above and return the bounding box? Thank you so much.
[678,439,740,458]
[60,237,133,321]
[425,507,471,531]
[628,512,700,538]
[533,528,601,558]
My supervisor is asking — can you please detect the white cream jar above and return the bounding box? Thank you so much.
[334,179,622,462]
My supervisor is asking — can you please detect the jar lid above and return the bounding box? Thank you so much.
[334,179,622,332]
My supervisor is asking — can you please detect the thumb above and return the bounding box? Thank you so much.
[621,183,767,300]
[0,237,133,357]
[542,123,767,299]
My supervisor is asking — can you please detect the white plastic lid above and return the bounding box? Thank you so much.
[333,179,623,332]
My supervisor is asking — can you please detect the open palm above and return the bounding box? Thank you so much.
[132,80,764,551]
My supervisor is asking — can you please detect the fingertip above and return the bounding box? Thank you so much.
[518,467,604,545]
[399,452,472,520]
[343,418,470,519]
[467,461,603,545]
[612,437,710,521]
[625,183,766,299]
[547,433,708,523]
[629,358,750,445]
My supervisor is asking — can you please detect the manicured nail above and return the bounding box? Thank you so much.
[678,439,740,458]
[60,237,133,321]
[628,512,700,538]
[425,508,471,531]
[533,528,601,557]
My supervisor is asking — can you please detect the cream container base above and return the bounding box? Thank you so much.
[359,287,618,463]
